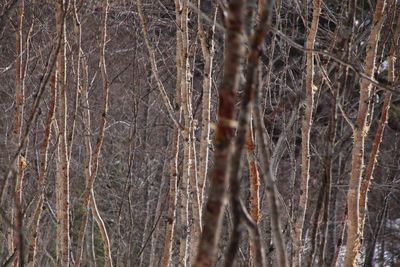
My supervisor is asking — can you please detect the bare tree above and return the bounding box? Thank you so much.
[197,1,217,209]
[27,73,56,267]
[223,0,276,265]
[74,1,113,266]
[344,0,386,265]
[1,1,400,266]
[193,0,245,265]
[55,1,70,264]
[9,1,25,266]
[293,1,320,266]
[176,1,191,264]
[246,119,260,266]
[359,5,400,239]
[160,93,181,267]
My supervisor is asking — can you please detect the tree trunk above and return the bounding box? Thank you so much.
[294,1,321,265]
[10,1,25,265]
[74,60,92,267]
[27,73,57,267]
[246,119,260,267]
[175,1,193,265]
[253,72,288,267]
[67,0,82,160]
[149,156,170,267]
[74,2,112,264]
[359,10,400,239]
[223,1,277,264]
[160,90,181,267]
[197,1,217,210]
[55,1,70,264]
[343,0,386,265]
[193,0,245,265]
[363,195,388,267]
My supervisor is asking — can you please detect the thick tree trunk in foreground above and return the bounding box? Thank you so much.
[193,0,245,266]
[224,1,276,266]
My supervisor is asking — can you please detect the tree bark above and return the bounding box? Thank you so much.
[10,1,25,265]
[193,0,245,265]
[343,0,386,265]
[55,1,70,265]
[67,0,82,160]
[244,4,260,266]
[175,1,194,265]
[158,5,183,263]
[294,1,321,265]
[359,10,400,238]
[74,2,113,265]
[160,114,181,267]
[197,1,217,210]
[74,60,92,267]
[323,2,358,264]
[246,118,260,267]
[27,73,57,267]
[223,1,276,265]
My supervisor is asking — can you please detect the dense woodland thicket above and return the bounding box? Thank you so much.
[1,0,400,266]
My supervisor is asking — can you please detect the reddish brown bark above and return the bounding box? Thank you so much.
[193,1,245,266]
[344,0,386,265]
[247,119,260,266]
[224,1,276,266]
[359,13,400,236]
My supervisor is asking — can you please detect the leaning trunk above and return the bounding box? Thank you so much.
[344,0,386,265]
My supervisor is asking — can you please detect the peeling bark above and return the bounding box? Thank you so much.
[246,118,260,267]
[344,0,386,265]
[359,11,400,238]
[294,1,321,265]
